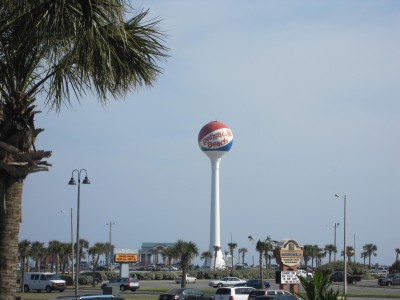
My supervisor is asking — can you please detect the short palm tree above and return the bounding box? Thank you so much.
[29,241,46,272]
[324,244,337,263]
[227,242,237,271]
[248,235,269,289]
[238,248,247,264]
[163,247,177,269]
[88,242,106,286]
[363,243,377,268]
[0,1,167,299]
[213,245,221,269]
[18,240,31,289]
[48,240,62,274]
[201,251,212,270]
[174,240,199,288]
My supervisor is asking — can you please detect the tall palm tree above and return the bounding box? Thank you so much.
[363,243,377,268]
[238,248,247,265]
[18,239,30,290]
[324,244,337,263]
[200,251,212,270]
[395,248,400,262]
[227,242,237,271]
[213,245,221,270]
[0,1,167,299]
[173,240,199,288]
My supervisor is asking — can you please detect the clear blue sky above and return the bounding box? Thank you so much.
[20,0,400,267]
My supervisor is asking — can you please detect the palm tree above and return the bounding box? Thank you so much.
[238,248,247,264]
[213,245,221,270]
[173,240,199,288]
[342,246,354,263]
[395,248,400,262]
[18,239,31,290]
[48,240,62,274]
[0,1,167,298]
[363,244,378,268]
[29,241,46,272]
[316,247,326,267]
[200,251,212,270]
[58,242,72,275]
[303,245,313,270]
[88,242,106,286]
[361,251,368,265]
[324,244,337,263]
[227,242,237,271]
[163,247,177,269]
[77,239,89,269]
[248,235,269,289]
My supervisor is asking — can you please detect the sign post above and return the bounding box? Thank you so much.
[274,239,303,296]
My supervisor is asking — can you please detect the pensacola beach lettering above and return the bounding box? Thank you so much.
[202,129,233,149]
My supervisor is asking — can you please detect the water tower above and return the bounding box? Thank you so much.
[198,121,233,269]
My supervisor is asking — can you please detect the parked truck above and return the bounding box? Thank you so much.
[330,271,362,285]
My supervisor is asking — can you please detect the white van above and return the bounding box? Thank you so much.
[23,272,66,293]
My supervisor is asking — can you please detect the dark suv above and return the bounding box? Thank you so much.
[378,273,400,286]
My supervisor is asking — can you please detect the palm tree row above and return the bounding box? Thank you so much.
[18,239,112,273]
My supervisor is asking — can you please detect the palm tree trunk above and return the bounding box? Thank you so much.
[0,179,23,300]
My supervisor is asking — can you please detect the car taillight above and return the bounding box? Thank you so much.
[229,296,234,300]
[128,279,131,285]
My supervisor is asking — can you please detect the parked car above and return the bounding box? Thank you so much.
[23,272,66,293]
[101,277,140,292]
[158,288,212,300]
[162,265,178,271]
[240,279,270,289]
[80,271,106,285]
[214,287,255,300]
[330,271,361,285]
[378,273,400,286]
[175,274,197,284]
[251,290,301,300]
[209,277,247,288]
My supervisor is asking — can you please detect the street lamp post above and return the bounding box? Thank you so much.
[335,194,347,294]
[61,209,74,281]
[334,222,340,262]
[106,220,116,271]
[69,169,90,297]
